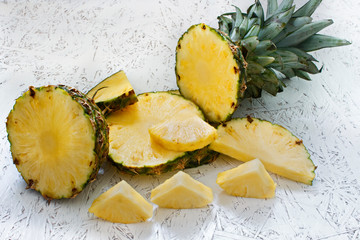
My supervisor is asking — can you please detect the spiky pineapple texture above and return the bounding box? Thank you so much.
[218,0,350,99]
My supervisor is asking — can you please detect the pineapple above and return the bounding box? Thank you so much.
[106,92,218,175]
[89,180,153,223]
[149,116,217,152]
[86,70,137,116]
[176,0,350,123]
[6,85,109,200]
[151,171,213,209]
[209,117,316,184]
[217,159,276,198]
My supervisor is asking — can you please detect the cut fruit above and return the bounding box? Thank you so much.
[176,23,241,123]
[107,92,218,175]
[151,171,213,209]
[217,159,276,198]
[89,180,153,223]
[209,117,316,185]
[86,70,137,116]
[149,116,217,152]
[6,85,109,199]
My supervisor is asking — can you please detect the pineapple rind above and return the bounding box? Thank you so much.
[6,85,109,200]
[86,70,138,116]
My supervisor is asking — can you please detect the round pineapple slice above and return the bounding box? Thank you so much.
[149,116,217,152]
[209,117,316,185]
[151,171,213,209]
[89,180,153,223]
[6,85,109,200]
[106,92,218,175]
[176,23,242,123]
[86,70,138,116]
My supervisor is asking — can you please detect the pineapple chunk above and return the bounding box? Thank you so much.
[89,180,153,223]
[86,70,137,116]
[217,159,276,198]
[209,117,316,185]
[151,171,213,209]
[149,116,217,152]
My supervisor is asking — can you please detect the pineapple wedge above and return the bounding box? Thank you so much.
[209,117,316,185]
[151,171,213,209]
[89,180,153,223]
[149,116,217,152]
[86,70,137,116]
[217,159,276,198]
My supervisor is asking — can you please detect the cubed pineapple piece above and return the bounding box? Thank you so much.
[149,116,217,152]
[151,171,213,209]
[89,180,153,223]
[217,159,276,199]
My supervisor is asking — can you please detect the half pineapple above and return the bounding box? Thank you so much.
[209,117,316,184]
[86,70,137,116]
[176,0,350,123]
[107,92,218,175]
[6,86,109,200]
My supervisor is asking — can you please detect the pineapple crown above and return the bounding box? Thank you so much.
[218,0,350,98]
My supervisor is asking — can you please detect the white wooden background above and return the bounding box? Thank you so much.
[0,0,359,239]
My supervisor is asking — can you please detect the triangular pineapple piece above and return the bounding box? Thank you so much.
[87,70,137,116]
[149,116,217,152]
[217,159,276,198]
[151,171,213,209]
[209,117,316,185]
[89,180,153,223]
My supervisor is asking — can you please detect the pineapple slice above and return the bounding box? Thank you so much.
[89,180,153,223]
[151,171,213,209]
[209,117,316,185]
[107,92,218,175]
[86,70,137,116]
[176,24,241,123]
[149,116,217,152]
[6,86,109,200]
[217,159,276,198]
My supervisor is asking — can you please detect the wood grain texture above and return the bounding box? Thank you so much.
[0,0,359,239]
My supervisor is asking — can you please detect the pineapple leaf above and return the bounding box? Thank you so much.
[294,69,311,80]
[259,6,294,40]
[297,34,351,52]
[277,19,333,47]
[272,16,313,43]
[218,15,232,35]
[241,36,260,53]
[233,6,244,27]
[239,16,249,39]
[275,0,294,14]
[244,24,261,38]
[248,55,275,66]
[266,0,278,19]
[293,0,322,17]
[253,40,277,55]
[279,47,317,61]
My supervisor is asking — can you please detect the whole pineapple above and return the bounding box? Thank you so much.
[176,0,350,123]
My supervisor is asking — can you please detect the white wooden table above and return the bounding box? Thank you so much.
[0,1,359,239]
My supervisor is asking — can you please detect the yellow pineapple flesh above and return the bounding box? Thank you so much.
[217,159,276,198]
[151,171,213,209]
[89,180,153,223]
[149,116,217,152]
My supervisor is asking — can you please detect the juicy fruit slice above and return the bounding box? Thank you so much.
[209,117,316,185]
[149,116,218,152]
[89,180,153,223]
[176,23,241,123]
[86,70,137,116]
[6,85,109,199]
[151,171,213,208]
[217,159,276,198]
[107,92,218,175]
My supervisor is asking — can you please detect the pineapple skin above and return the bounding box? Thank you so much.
[6,85,109,200]
[95,90,137,116]
[110,147,218,175]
